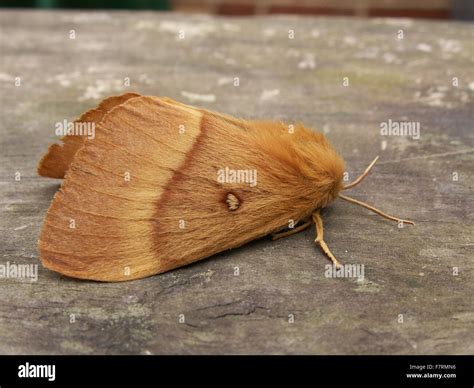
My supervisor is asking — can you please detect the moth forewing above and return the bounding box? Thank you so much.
[37,92,140,179]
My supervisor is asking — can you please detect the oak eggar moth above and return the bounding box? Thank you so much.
[38,94,413,281]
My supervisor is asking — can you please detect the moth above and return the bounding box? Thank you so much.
[38,93,414,281]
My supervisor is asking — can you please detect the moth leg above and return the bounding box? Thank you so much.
[271,220,312,241]
[312,210,342,269]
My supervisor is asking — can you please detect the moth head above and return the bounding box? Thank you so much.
[261,125,346,209]
[292,128,345,209]
[316,155,374,208]
[319,177,344,208]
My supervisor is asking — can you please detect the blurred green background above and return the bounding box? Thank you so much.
[0,0,169,9]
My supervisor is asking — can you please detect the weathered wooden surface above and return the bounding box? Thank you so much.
[0,10,473,355]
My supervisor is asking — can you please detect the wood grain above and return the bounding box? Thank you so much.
[0,10,472,355]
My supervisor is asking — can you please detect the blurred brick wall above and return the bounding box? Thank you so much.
[171,0,452,18]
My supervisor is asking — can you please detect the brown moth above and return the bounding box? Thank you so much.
[38,93,414,281]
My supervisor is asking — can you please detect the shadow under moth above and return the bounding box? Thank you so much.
[37,93,414,281]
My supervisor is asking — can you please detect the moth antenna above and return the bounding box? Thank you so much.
[342,155,379,190]
[338,194,415,225]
